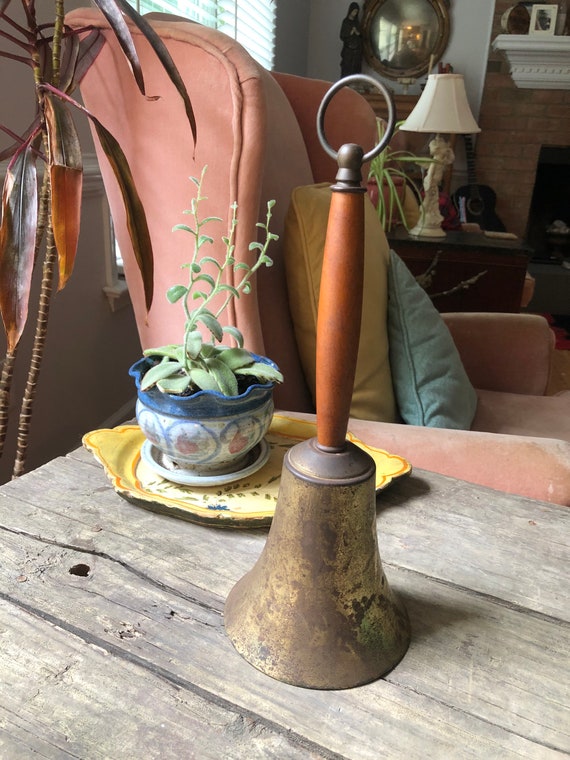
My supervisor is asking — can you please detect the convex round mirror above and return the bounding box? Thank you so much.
[362,0,450,81]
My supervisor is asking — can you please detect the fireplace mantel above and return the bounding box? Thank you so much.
[493,34,570,89]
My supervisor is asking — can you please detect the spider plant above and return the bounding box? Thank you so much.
[0,0,196,477]
[368,118,435,232]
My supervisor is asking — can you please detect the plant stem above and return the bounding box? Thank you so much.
[12,211,57,479]
[0,158,50,464]
[0,352,17,457]
[182,194,237,333]
[214,203,276,321]
[52,0,64,88]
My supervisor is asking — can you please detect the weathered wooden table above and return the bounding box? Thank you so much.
[0,436,568,758]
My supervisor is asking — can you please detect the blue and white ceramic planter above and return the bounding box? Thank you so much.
[129,355,276,478]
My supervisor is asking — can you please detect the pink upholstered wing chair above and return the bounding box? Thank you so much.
[66,8,570,505]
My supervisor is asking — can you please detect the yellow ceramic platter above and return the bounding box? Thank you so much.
[82,414,411,527]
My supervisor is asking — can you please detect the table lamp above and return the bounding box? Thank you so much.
[400,73,481,238]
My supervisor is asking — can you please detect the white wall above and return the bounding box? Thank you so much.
[305,0,495,120]
[444,0,495,119]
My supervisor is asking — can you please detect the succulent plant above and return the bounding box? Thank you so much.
[140,166,283,397]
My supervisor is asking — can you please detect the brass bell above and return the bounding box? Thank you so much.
[225,76,411,689]
[225,435,410,689]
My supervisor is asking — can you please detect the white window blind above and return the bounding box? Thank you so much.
[133,0,275,69]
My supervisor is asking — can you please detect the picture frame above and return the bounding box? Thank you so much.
[529,4,558,35]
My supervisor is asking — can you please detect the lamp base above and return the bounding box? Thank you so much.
[409,220,447,238]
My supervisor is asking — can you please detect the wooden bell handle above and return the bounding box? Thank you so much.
[314,77,394,451]
[316,145,366,451]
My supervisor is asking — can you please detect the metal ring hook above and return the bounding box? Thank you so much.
[316,74,396,165]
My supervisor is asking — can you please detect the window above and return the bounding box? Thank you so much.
[131,1,276,69]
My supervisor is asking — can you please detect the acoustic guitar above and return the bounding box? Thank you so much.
[452,135,505,232]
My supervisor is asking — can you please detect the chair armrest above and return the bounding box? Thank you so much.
[275,410,570,506]
[442,312,554,395]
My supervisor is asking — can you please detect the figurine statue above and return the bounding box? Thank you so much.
[409,135,455,236]
[422,135,454,220]
[340,3,363,79]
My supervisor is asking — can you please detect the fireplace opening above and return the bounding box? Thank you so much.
[526,145,570,265]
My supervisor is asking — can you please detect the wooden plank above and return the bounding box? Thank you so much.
[377,468,570,621]
[1,513,567,757]
[3,451,568,619]
[0,602,330,760]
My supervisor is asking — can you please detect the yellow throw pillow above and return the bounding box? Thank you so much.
[401,184,420,229]
[284,183,397,423]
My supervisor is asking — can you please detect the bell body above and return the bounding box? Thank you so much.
[224,438,410,689]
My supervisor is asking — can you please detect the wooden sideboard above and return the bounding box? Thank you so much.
[388,227,531,313]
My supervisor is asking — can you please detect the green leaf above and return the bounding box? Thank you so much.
[143,345,184,362]
[0,145,38,353]
[140,360,183,391]
[156,375,190,394]
[218,348,254,370]
[194,273,216,289]
[200,343,216,358]
[197,234,214,247]
[206,357,238,396]
[188,368,220,392]
[222,325,244,348]
[185,330,203,359]
[218,283,239,297]
[199,312,224,342]
[236,362,283,384]
[197,256,222,270]
[166,285,187,303]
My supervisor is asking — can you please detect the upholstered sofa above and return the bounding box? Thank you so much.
[67,8,570,505]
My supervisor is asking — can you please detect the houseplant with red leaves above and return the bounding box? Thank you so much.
[0,0,195,476]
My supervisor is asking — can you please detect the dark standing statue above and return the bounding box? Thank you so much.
[340,2,363,78]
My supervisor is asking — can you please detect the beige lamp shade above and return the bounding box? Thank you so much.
[400,74,481,134]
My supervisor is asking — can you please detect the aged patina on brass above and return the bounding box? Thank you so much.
[224,76,411,689]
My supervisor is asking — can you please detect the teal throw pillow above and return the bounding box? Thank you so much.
[387,250,478,429]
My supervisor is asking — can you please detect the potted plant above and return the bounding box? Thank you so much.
[129,166,283,484]
[0,1,195,477]
[367,118,435,232]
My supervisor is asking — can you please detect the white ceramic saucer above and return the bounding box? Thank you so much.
[140,438,271,487]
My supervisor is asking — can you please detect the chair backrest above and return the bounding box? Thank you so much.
[66,9,378,412]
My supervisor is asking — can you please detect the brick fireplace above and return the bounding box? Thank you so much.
[476,0,570,240]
